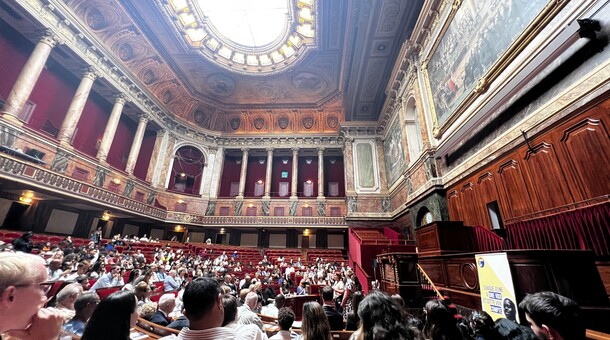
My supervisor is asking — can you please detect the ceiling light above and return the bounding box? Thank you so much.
[112,178,121,185]
[303,229,310,236]
[101,210,111,221]
[235,158,242,165]
[258,158,265,164]
[177,199,184,204]
[257,180,263,184]
[179,173,186,178]
[305,158,313,164]
[282,158,289,164]
[329,157,337,164]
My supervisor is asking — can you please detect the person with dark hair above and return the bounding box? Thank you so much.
[300,301,332,340]
[493,318,537,340]
[222,294,266,340]
[422,299,464,340]
[469,311,495,340]
[355,290,417,340]
[321,285,344,330]
[345,291,364,330]
[63,292,100,337]
[122,269,140,291]
[261,293,285,318]
[81,290,138,340]
[270,307,299,340]
[12,231,34,253]
[503,298,516,321]
[168,277,236,339]
[518,291,585,340]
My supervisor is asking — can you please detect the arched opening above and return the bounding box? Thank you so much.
[167,146,205,195]
[404,97,423,162]
[416,206,433,228]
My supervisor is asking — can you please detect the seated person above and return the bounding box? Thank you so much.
[55,283,84,321]
[167,308,189,331]
[150,293,176,326]
[261,294,285,318]
[269,307,299,340]
[0,252,63,340]
[63,292,100,337]
[159,277,236,339]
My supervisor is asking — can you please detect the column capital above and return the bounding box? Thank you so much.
[208,146,218,155]
[266,147,274,153]
[317,147,325,153]
[291,147,299,154]
[38,31,59,48]
[137,114,149,124]
[241,147,250,153]
[156,129,166,137]
[114,93,127,104]
[82,68,98,81]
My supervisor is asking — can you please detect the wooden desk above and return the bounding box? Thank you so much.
[284,294,321,320]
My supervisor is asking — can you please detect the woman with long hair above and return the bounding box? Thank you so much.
[81,290,138,340]
[122,269,140,291]
[422,299,464,340]
[300,301,332,340]
[352,290,418,340]
[345,291,364,330]
[341,270,356,319]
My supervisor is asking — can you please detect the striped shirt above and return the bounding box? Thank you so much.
[159,327,236,340]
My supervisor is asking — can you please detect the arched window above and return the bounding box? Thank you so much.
[404,97,423,162]
[167,146,205,195]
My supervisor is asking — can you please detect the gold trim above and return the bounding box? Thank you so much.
[423,0,570,139]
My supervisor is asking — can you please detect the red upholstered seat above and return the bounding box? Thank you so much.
[96,286,121,300]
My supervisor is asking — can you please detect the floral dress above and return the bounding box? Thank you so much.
[342,279,355,319]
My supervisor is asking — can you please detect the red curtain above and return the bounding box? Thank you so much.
[506,203,610,257]
[469,226,506,252]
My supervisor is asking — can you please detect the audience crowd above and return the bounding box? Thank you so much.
[0,231,589,340]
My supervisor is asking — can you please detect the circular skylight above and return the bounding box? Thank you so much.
[164,0,317,74]
[197,0,289,48]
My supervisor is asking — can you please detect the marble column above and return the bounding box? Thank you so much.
[290,147,299,199]
[263,148,273,198]
[376,137,389,193]
[208,147,224,199]
[161,134,178,189]
[125,114,148,175]
[146,129,168,185]
[1,33,58,124]
[97,94,126,162]
[343,138,356,195]
[237,148,249,198]
[317,147,325,199]
[57,69,97,145]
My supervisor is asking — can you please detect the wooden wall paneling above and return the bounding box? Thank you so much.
[476,171,500,228]
[556,116,610,201]
[460,182,485,226]
[447,190,462,221]
[495,159,535,219]
[521,142,574,210]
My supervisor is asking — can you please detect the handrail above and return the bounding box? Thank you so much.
[417,264,444,300]
[505,195,609,224]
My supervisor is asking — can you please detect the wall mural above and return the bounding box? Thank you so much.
[424,0,561,136]
[383,117,406,187]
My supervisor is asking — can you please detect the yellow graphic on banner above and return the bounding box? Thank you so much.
[475,253,519,323]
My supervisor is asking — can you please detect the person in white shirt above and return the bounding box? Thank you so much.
[88,266,124,291]
[223,295,268,340]
[269,308,299,340]
[261,294,285,318]
[237,292,264,330]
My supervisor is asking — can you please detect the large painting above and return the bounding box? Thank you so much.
[424,0,565,136]
[384,117,406,187]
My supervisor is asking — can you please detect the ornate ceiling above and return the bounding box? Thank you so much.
[54,0,423,134]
